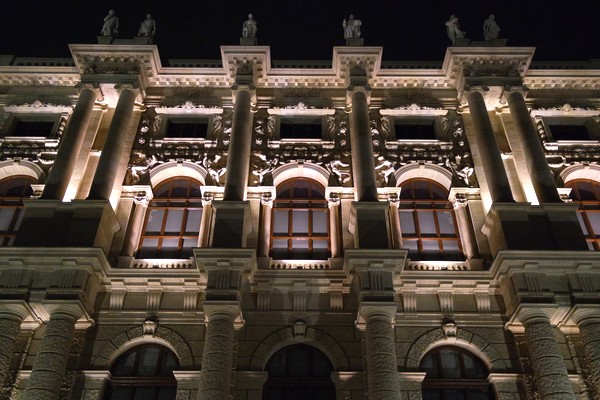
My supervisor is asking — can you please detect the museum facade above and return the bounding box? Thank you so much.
[0,41,599,400]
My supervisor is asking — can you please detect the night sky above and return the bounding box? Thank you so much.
[0,0,598,64]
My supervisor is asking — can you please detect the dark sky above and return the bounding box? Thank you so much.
[0,0,598,64]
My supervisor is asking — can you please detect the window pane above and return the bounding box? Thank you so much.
[577,212,589,235]
[160,238,180,258]
[288,346,311,376]
[273,210,289,234]
[138,347,160,376]
[463,353,485,378]
[185,209,202,234]
[292,238,309,249]
[133,387,155,400]
[575,181,595,200]
[139,238,159,258]
[181,238,197,257]
[418,211,436,235]
[112,352,137,376]
[145,209,165,233]
[312,210,328,235]
[400,211,416,235]
[587,212,600,237]
[439,349,461,378]
[292,210,309,235]
[442,240,461,260]
[0,209,16,231]
[164,210,184,233]
[404,239,419,259]
[437,210,456,235]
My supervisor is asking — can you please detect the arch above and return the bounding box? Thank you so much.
[394,163,452,191]
[93,325,194,368]
[560,164,600,185]
[249,326,350,371]
[0,160,44,182]
[405,328,508,371]
[149,161,207,188]
[272,162,329,188]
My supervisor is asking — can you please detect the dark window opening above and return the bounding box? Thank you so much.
[263,344,336,400]
[421,346,494,400]
[567,179,600,250]
[549,124,591,141]
[12,120,55,137]
[103,344,179,400]
[395,120,436,140]
[280,118,322,139]
[165,120,208,139]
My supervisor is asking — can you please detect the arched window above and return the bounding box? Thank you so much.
[566,179,600,250]
[399,179,463,260]
[421,346,494,400]
[138,177,203,258]
[0,175,36,246]
[103,344,179,400]
[271,178,330,260]
[263,344,336,400]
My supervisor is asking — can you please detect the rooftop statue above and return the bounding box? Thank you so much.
[242,14,257,38]
[138,14,156,37]
[483,14,500,40]
[343,14,362,39]
[101,9,119,37]
[445,14,465,45]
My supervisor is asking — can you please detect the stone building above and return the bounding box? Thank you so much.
[0,39,599,400]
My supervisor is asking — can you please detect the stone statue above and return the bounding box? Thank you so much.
[138,14,156,37]
[343,14,362,39]
[445,15,465,45]
[242,14,257,38]
[101,10,119,37]
[483,14,500,41]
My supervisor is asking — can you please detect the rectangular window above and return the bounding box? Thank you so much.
[280,117,322,139]
[394,119,436,140]
[12,120,55,137]
[549,124,591,141]
[165,120,208,139]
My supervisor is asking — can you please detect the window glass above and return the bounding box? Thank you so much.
[280,117,322,140]
[12,120,55,137]
[0,175,36,247]
[395,120,436,140]
[271,179,330,260]
[567,179,600,250]
[165,120,208,139]
[549,124,590,141]
[138,178,203,259]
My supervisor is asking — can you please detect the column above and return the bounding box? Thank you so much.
[388,196,403,249]
[464,88,514,203]
[223,87,254,201]
[198,194,213,248]
[23,306,82,400]
[259,193,272,257]
[452,197,479,259]
[349,89,378,202]
[505,88,561,203]
[572,309,600,394]
[328,194,341,257]
[197,302,242,400]
[0,304,30,384]
[122,192,150,257]
[358,303,401,400]
[520,309,575,400]
[87,87,137,201]
[42,87,97,200]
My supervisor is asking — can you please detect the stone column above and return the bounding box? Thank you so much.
[572,308,600,394]
[328,195,341,257]
[349,88,378,202]
[0,303,30,384]
[223,87,254,201]
[259,193,273,257]
[122,192,150,257]
[42,87,97,200]
[505,88,561,203]
[198,194,213,248]
[464,88,514,203]
[388,195,403,249]
[452,197,479,259]
[519,309,575,400]
[197,302,242,400]
[358,303,401,400]
[23,305,83,400]
[88,87,137,201]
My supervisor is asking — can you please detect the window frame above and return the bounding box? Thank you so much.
[270,178,330,260]
[0,175,36,246]
[566,179,600,250]
[137,177,203,259]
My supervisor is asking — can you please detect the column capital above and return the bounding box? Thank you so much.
[328,192,341,207]
[568,304,600,326]
[356,301,397,328]
[463,84,490,96]
[388,192,399,208]
[346,85,371,110]
[231,83,257,109]
[503,84,530,101]
[202,192,214,207]
[506,304,569,333]
[0,300,34,321]
[202,301,244,328]
[29,301,91,327]
[74,82,102,99]
[260,192,273,206]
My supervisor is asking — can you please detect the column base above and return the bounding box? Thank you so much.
[482,202,587,256]
[210,201,251,248]
[349,202,391,249]
[14,199,119,254]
